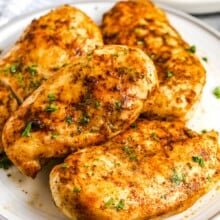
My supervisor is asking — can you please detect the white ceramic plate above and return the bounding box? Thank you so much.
[154,0,220,14]
[0,1,220,220]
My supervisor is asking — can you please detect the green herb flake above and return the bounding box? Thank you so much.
[201,129,207,134]
[45,105,58,113]
[51,133,59,139]
[213,86,220,99]
[48,94,56,102]
[22,122,32,137]
[192,156,205,167]
[202,57,208,62]
[0,49,2,54]
[115,101,122,110]
[79,115,90,125]
[166,70,173,78]
[115,162,121,167]
[73,187,81,193]
[27,65,37,76]
[122,146,137,161]
[61,163,68,168]
[207,175,211,182]
[104,198,114,208]
[115,199,125,211]
[187,45,196,53]
[66,116,73,125]
[10,64,19,73]
[94,100,100,109]
[87,53,93,61]
[171,170,184,185]
[16,73,24,87]
[130,123,137,129]
[30,80,41,89]
[0,154,12,170]
[150,132,160,141]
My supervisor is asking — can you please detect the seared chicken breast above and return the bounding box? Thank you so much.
[102,0,206,120]
[3,45,157,177]
[0,83,18,152]
[50,120,220,220]
[0,4,103,102]
[0,5,103,151]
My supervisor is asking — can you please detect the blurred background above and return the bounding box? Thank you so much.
[0,0,219,31]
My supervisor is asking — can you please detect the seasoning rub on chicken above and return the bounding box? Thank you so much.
[50,120,220,220]
[102,0,206,121]
[2,45,157,177]
[0,4,103,151]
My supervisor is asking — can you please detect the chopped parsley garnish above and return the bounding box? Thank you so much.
[115,101,122,110]
[45,105,58,112]
[51,133,59,139]
[87,53,94,61]
[66,116,73,125]
[94,100,100,109]
[187,45,196,53]
[171,170,185,185]
[79,115,90,125]
[213,86,220,99]
[73,187,81,193]
[166,70,173,78]
[122,146,137,161]
[27,65,37,76]
[150,132,160,141]
[130,123,137,129]
[0,154,12,170]
[61,163,68,168]
[201,129,207,134]
[30,79,41,89]
[104,198,114,208]
[207,175,211,182]
[115,199,125,211]
[48,94,56,102]
[16,73,24,87]
[192,156,205,167]
[202,57,208,62]
[22,122,32,137]
[115,162,121,167]
[10,64,19,73]
[104,198,125,211]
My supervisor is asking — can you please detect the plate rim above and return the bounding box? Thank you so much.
[0,1,219,220]
[155,0,220,14]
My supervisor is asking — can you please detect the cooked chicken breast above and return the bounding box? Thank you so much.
[0,83,18,152]
[0,4,103,102]
[3,45,157,177]
[101,0,206,120]
[0,5,103,151]
[50,120,220,220]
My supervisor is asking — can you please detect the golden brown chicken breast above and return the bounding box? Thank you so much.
[0,83,18,153]
[50,120,220,220]
[3,45,157,177]
[101,0,206,121]
[0,4,103,102]
[0,4,103,151]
